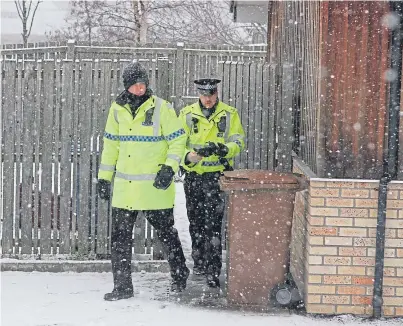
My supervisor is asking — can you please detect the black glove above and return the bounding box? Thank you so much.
[153,164,175,190]
[97,179,111,200]
[194,142,218,157]
[215,142,229,157]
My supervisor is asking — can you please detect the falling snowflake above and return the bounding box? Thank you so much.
[367,143,376,150]
[384,69,398,82]
[381,12,400,30]
[353,122,361,131]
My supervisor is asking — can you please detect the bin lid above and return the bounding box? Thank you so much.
[221,169,299,185]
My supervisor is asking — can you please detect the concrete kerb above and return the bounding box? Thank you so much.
[0,259,170,273]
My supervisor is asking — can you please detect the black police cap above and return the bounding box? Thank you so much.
[194,78,221,95]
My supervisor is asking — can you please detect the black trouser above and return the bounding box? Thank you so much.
[110,207,187,292]
[184,172,225,278]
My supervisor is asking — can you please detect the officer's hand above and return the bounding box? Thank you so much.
[153,164,175,190]
[186,151,203,163]
[215,142,229,157]
[97,179,111,200]
[194,142,217,157]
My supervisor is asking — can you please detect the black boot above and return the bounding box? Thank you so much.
[206,274,220,288]
[107,208,137,301]
[104,288,134,301]
[193,263,205,275]
[171,266,190,293]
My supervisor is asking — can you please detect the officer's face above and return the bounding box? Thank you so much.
[200,92,218,109]
[128,83,147,96]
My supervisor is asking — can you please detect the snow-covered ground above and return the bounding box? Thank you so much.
[173,181,193,261]
[1,183,402,326]
[2,271,402,326]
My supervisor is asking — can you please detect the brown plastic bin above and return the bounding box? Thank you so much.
[219,169,305,307]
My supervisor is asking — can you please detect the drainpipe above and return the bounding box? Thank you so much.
[372,1,403,319]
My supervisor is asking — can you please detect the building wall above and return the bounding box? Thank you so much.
[319,1,391,179]
[290,172,403,317]
[267,1,399,179]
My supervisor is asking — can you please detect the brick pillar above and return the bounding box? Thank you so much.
[291,179,403,317]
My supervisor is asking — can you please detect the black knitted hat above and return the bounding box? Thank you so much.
[122,62,149,89]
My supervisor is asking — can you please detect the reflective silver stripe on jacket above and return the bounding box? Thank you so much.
[99,164,115,171]
[113,108,119,123]
[167,154,181,163]
[186,112,192,130]
[153,97,163,136]
[186,142,203,150]
[166,102,175,110]
[224,111,231,141]
[228,134,243,142]
[228,133,244,150]
[115,172,157,181]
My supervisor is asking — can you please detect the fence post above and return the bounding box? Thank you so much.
[67,39,76,61]
[157,58,169,100]
[0,57,3,225]
[174,42,185,114]
[276,63,294,172]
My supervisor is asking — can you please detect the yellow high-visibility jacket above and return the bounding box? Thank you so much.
[98,96,186,210]
[179,101,245,174]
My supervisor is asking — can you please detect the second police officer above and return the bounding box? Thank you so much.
[179,78,245,288]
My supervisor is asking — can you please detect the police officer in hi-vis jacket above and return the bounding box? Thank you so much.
[97,62,189,301]
[179,78,245,288]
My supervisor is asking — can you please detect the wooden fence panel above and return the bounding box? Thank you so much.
[146,219,152,255]
[110,60,120,106]
[187,53,196,96]
[174,45,185,112]
[254,63,263,169]
[53,59,62,255]
[2,60,17,255]
[20,61,36,254]
[32,60,42,254]
[40,60,55,254]
[222,61,231,104]
[241,62,251,168]
[157,59,169,100]
[229,62,237,108]
[267,64,277,170]
[150,59,157,92]
[77,60,93,256]
[96,59,112,255]
[247,63,257,169]
[59,59,74,254]
[199,53,206,79]
[71,59,81,254]
[228,62,238,168]
[261,64,270,170]
[90,59,101,255]
[14,61,23,253]
[0,58,3,246]
[234,62,244,168]
[277,64,294,172]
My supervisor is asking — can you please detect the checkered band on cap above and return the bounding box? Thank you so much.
[197,84,218,90]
